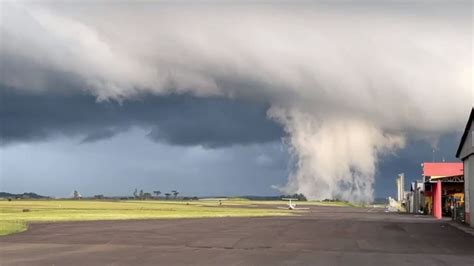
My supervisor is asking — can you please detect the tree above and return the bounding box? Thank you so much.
[153,191,161,198]
[73,190,81,199]
[299,193,307,201]
[164,193,171,200]
[143,192,152,199]
[139,189,144,200]
[281,193,307,202]
[172,190,179,199]
[293,193,307,201]
[133,189,138,199]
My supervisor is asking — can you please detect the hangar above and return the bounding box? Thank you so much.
[456,108,474,227]
[422,162,463,219]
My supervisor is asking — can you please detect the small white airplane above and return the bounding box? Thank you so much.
[278,198,309,210]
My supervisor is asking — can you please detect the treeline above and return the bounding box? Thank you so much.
[1,191,310,202]
[239,193,308,201]
[280,193,308,201]
[132,189,181,200]
[0,192,49,199]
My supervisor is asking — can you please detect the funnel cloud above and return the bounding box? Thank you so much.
[1,1,472,202]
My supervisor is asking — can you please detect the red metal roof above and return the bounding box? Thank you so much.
[422,162,463,177]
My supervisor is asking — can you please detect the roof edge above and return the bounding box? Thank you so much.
[456,107,474,158]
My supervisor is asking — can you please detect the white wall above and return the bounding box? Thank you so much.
[467,157,474,227]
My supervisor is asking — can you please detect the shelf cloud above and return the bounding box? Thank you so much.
[1,1,471,202]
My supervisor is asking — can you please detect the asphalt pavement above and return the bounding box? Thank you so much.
[1,205,473,265]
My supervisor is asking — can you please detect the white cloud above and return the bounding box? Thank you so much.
[1,1,471,201]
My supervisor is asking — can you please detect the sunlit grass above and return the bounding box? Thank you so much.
[0,200,292,236]
[199,199,357,207]
[0,220,27,236]
[0,199,359,236]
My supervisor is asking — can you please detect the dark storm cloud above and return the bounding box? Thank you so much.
[375,132,462,198]
[80,128,124,143]
[0,86,284,147]
[1,2,470,201]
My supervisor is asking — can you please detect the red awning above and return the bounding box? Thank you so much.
[422,162,463,178]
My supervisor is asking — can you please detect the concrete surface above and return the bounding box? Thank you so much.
[1,206,473,265]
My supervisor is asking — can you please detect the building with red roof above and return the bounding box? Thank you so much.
[423,162,464,220]
[423,162,463,181]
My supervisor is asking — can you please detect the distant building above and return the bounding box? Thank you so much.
[396,173,405,202]
[456,108,474,227]
[407,180,424,214]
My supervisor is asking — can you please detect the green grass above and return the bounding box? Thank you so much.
[0,221,27,236]
[0,200,292,236]
[0,199,358,236]
[215,200,358,207]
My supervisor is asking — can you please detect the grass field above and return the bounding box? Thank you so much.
[220,200,360,207]
[0,199,292,236]
[0,199,356,236]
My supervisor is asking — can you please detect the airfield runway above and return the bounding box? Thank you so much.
[1,206,473,265]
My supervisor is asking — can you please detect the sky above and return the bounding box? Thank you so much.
[0,1,472,201]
